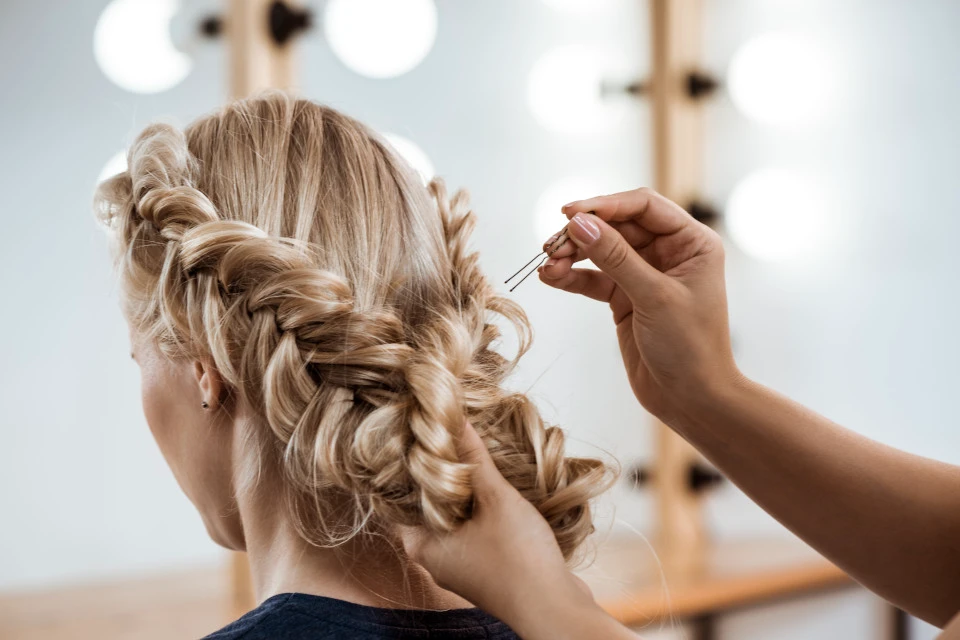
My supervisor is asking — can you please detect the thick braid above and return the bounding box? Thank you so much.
[428,178,616,561]
[181,222,474,536]
[96,124,222,353]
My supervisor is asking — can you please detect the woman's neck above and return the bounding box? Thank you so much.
[236,469,473,611]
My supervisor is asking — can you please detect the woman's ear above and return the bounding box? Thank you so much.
[193,359,226,411]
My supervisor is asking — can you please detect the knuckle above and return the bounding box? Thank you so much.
[649,281,674,307]
[637,186,658,198]
[604,238,631,272]
[704,227,725,254]
[607,195,622,218]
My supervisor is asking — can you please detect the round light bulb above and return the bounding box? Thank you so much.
[725,168,829,261]
[98,150,128,184]
[527,46,621,135]
[324,0,437,79]
[727,32,834,128]
[533,177,609,243]
[94,0,191,94]
[539,0,617,12]
[383,134,434,184]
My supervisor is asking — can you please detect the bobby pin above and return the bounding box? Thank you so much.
[504,211,596,292]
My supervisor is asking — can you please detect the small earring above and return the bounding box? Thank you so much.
[201,401,209,409]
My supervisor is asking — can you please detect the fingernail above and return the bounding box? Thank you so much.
[561,202,575,211]
[544,258,557,268]
[543,231,561,249]
[568,212,600,245]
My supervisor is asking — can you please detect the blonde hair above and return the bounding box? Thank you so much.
[95,92,617,562]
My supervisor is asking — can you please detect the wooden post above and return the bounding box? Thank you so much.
[226,0,300,99]
[223,0,302,617]
[229,552,255,619]
[648,0,709,562]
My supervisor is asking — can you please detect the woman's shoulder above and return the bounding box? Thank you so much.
[202,593,295,639]
[201,592,521,640]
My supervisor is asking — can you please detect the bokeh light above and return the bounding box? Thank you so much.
[725,168,830,261]
[728,31,835,127]
[539,0,617,13]
[383,134,434,184]
[97,150,128,185]
[533,177,610,243]
[94,0,191,94]
[325,0,437,79]
[527,45,622,135]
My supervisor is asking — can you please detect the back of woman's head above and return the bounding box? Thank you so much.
[95,92,617,562]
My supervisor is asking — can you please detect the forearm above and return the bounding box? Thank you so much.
[668,375,960,626]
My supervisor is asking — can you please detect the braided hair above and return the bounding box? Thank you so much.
[95,92,617,561]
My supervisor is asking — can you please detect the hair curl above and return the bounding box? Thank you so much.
[95,92,618,563]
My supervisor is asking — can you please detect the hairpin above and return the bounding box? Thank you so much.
[504,211,596,292]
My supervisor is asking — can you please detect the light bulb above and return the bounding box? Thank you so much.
[534,177,609,242]
[539,0,617,12]
[383,134,434,184]
[727,32,834,128]
[725,168,829,261]
[94,0,191,94]
[324,0,437,79]
[98,150,128,184]
[527,45,621,135]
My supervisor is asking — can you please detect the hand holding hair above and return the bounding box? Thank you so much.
[401,420,638,640]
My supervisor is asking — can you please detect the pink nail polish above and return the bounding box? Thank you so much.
[569,212,600,244]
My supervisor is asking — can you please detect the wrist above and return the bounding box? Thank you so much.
[507,591,615,640]
[498,571,607,640]
[660,365,754,437]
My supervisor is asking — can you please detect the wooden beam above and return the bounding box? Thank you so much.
[577,536,854,627]
[223,0,303,615]
[230,551,255,619]
[648,0,709,561]
[650,0,704,202]
[226,0,300,98]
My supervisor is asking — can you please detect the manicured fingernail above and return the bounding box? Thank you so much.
[543,231,561,248]
[568,212,600,245]
[544,258,557,268]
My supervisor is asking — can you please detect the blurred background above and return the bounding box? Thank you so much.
[1,0,958,638]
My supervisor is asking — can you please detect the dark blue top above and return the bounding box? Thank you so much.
[202,593,521,639]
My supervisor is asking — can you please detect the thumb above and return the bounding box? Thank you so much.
[456,420,509,502]
[565,212,665,304]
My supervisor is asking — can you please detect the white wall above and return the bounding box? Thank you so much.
[0,0,229,589]
[1,0,957,638]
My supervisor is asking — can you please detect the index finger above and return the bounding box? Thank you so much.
[561,187,694,235]
[456,420,510,503]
